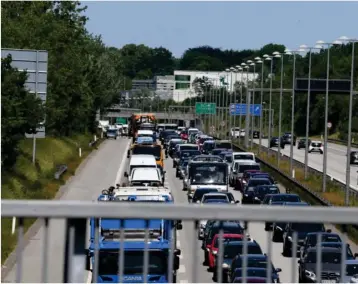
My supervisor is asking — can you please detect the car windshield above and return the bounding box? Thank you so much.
[204,199,229,204]
[237,258,274,270]
[204,143,215,150]
[223,244,263,259]
[98,250,166,275]
[233,154,254,160]
[214,236,243,247]
[107,129,117,134]
[193,189,219,201]
[217,143,232,149]
[194,156,223,162]
[306,251,341,263]
[240,164,260,173]
[190,164,227,185]
[321,244,354,257]
[308,234,341,246]
[312,142,322,147]
[346,263,358,276]
[248,179,271,187]
[170,141,185,147]
[200,137,213,144]
[255,187,279,197]
[271,195,301,202]
[180,145,198,151]
[291,223,325,232]
[211,226,244,239]
[132,146,161,160]
[181,150,201,158]
[130,165,156,173]
[204,195,228,201]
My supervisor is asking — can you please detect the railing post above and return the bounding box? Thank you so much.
[63,218,87,283]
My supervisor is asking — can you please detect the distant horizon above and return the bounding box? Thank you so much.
[84,1,358,57]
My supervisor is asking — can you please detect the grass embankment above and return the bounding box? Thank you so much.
[1,133,102,263]
[233,140,358,243]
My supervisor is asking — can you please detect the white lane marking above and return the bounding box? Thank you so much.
[86,139,131,283]
[179,280,188,283]
[179,254,183,259]
[178,264,186,273]
[114,140,131,184]
[176,240,181,248]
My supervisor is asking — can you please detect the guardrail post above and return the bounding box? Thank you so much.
[63,218,87,283]
[79,148,82,158]
[12,217,16,234]
[292,169,295,179]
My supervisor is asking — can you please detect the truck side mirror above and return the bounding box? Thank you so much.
[176,222,183,230]
[174,255,180,270]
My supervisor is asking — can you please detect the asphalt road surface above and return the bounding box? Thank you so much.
[254,139,358,191]
[3,138,357,283]
[3,138,132,283]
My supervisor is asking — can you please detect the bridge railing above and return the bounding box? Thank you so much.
[2,200,357,283]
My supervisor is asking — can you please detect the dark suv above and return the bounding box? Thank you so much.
[297,138,311,149]
[281,133,296,146]
[269,137,285,149]
[350,151,358,165]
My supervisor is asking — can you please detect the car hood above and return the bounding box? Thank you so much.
[305,263,341,274]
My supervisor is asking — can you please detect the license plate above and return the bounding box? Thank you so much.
[322,280,336,283]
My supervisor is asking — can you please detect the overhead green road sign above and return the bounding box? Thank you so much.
[116,117,127,124]
[195,102,217,115]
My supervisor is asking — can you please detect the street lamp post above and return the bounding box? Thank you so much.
[234,66,243,140]
[240,63,247,144]
[262,52,280,151]
[229,67,236,140]
[248,62,257,149]
[339,36,357,205]
[316,40,342,192]
[244,63,251,148]
[254,58,264,154]
[299,44,323,179]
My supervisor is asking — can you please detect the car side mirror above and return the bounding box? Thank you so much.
[235,200,240,204]
[176,222,183,230]
[124,172,128,177]
[297,259,301,264]
[276,268,282,273]
[326,229,332,233]
[174,249,181,256]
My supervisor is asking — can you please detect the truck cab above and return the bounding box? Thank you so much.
[129,168,164,186]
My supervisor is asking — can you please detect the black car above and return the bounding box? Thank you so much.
[281,133,297,146]
[160,130,178,143]
[298,247,342,283]
[202,141,216,154]
[192,188,220,203]
[297,138,311,149]
[168,139,185,156]
[248,130,260,139]
[283,222,326,257]
[350,151,358,165]
[163,134,181,149]
[241,178,273,204]
[252,185,280,204]
[269,137,285,149]
[272,202,309,242]
[300,232,341,258]
[262,194,302,231]
[176,158,189,179]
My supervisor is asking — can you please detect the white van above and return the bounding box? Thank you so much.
[129,168,163,186]
[229,160,260,186]
[125,154,157,178]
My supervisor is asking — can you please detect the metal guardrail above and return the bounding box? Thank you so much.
[327,138,358,148]
[2,200,358,283]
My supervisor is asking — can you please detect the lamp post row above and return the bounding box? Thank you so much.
[204,36,356,206]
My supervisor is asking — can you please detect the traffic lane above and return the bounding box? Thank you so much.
[164,158,215,283]
[164,158,297,283]
[254,139,357,189]
[3,138,131,283]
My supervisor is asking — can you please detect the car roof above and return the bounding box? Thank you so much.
[249,178,271,182]
[307,232,339,237]
[203,140,215,144]
[204,199,229,203]
[212,221,243,227]
[311,140,322,143]
[203,192,228,196]
[195,188,219,191]
[223,240,259,246]
[283,202,308,206]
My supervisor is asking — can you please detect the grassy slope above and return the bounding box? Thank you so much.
[1,133,100,262]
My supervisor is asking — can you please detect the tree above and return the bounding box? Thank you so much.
[1,55,44,169]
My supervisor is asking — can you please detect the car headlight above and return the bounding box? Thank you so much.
[287,236,293,242]
[222,263,229,269]
[305,270,316,280]
[212,250,217,255]
[254,197,259,200]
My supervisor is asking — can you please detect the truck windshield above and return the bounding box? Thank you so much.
[130,165,156,173]
[190,164,227,185]
[132,147,161,160]
[98,250,167,275]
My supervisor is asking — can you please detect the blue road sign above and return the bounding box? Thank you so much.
[230,104,262,116]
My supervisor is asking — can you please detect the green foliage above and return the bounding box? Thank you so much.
[1,55,44,169]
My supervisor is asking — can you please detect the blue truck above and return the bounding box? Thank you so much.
[86,188,182,283]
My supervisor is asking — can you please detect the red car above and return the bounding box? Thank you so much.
[180,131,188,141]
[207,233,244,270]
[235,170,262,192]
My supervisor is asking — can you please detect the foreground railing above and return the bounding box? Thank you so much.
[2,200,358,283]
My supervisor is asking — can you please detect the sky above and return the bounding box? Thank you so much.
[84,1,358,58]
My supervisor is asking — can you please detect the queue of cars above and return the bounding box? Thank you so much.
[165,125,358,283]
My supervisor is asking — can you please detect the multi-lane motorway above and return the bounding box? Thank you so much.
[2,138,357,283]
[254,139,358,190]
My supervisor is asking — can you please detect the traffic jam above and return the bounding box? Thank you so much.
[87,113,358,283]
[162,124,358,283]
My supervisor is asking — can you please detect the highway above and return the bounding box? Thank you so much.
[3,137,357,283]
[254,139,358,190]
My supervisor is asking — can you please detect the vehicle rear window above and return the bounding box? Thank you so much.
[234,154,254,160]
[239,165,260,173]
